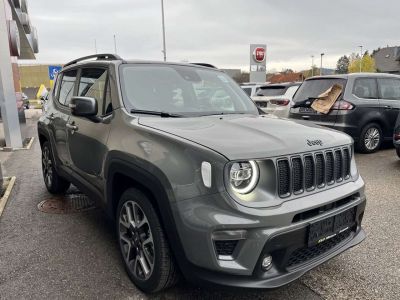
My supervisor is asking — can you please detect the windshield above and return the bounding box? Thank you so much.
[256,86,287,97]
[293,78,347,102]
[120,64,258,116]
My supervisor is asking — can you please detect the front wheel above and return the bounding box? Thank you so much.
[396,147,400,159]
[117,188,179,293]
[41,141,70,194]
[357,123,383,153]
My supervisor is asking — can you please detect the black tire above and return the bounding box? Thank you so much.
[357,123,383,153]
[117,188,179,293]
[41,141,70,194]
[396,147,400,159]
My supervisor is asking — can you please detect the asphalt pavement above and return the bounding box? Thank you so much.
[0,117,399,299]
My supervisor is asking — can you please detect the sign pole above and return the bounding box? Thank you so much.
[0,0,23,148]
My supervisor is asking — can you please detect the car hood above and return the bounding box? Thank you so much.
[138,114,352,160]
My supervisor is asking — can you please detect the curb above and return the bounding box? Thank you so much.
[0,137,35,152]
[0,176,17,217]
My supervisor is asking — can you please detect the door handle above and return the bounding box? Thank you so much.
[66,123,78,132]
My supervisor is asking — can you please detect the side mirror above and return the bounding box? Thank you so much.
[69,96,97,118]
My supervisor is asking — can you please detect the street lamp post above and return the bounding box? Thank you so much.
[359,45,363,73]
[161,0,167,61]
[114,34,117,54]
[311,55,314,77]
[320,53,325,76]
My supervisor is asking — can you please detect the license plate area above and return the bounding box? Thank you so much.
[299,107,317,113]
[308,208,356,247]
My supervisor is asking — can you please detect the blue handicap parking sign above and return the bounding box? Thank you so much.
[48,66,62,80]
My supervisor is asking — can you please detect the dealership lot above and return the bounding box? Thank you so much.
[0,119,399,299]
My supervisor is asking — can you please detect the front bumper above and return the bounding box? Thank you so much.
[171,176,366,288]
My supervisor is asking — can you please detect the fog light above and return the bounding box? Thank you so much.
[261,255,273,271]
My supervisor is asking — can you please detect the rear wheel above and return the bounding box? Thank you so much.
[357,123,382,153]
[41,141,70,194]
[117,188,178,293]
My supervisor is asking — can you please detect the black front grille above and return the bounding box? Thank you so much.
[277,147,352,197]
[343,148,350,179]
[292,158,303,193]
[335,150,343,181]
[214,240,238,257]
[278,160,290,196]
[315,153,325,186]
[304,155,315,190]
[325,151,334,184]
[286,229,352,268]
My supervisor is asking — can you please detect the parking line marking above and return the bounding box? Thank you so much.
[0,176,17,217]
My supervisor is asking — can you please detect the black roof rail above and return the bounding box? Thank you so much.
[64,53,122,68]
[191,63,217,69]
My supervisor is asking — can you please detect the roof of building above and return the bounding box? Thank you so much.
[372,46,400,73]
[268,72,305,84]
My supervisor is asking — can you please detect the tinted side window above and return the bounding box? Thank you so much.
[242,87,252,96]
[79,68,108,116]
[104,81,113,115]
[59,70,77,105]
[353,78,378,99]
[53,74,62,100]
[378,78,400,100]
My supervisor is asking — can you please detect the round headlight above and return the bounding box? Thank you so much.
[229,160,259,194]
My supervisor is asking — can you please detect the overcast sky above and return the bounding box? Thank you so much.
[26,0,399,72]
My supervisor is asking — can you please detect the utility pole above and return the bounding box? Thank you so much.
[359,45,363,72]
[320,53,324,76]
[113,34,117,54]
[94,39,97,54]
[311,55,314,77]
[161,0,167,61]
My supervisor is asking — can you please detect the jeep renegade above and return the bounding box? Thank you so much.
[38,54,366,293]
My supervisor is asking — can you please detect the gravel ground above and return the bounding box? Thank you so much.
[0,119,399,299]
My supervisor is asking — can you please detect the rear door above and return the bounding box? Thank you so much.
[290,78,347,125]
[377,77,400,138]
[66,67,113,191]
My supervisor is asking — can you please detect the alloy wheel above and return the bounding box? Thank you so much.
[364,127,380,150]
[42,146,53,187]
[119,200,155,281]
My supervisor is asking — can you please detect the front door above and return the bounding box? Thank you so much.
[377,77,400,139]
[51,69,77,167]
[66,67,112,192]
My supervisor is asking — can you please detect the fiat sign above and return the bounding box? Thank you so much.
[253,47,266,62]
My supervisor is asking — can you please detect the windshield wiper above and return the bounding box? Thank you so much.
[130,109,183,118]
[200,112,249,117]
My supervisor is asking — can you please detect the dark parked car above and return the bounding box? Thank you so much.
[393,113,400,157]
[38,54,366,293]
[290,73,400,153]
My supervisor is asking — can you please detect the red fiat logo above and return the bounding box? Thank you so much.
[253,47,266,62]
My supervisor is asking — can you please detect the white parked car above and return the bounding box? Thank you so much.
[251,82,301,118]
[240,83,267,97]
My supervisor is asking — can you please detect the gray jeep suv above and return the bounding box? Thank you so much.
[38,54,366,293]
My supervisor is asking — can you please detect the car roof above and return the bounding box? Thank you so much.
[62,54,222,72]
[306,73,400,81]
[259,82,301,88]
